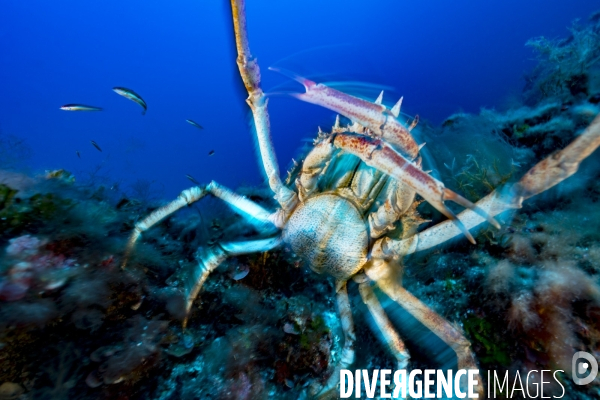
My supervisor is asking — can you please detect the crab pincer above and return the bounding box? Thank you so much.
[333,133,500,244]
[269,67,421,160]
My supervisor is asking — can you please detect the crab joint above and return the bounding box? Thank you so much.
[122,186,208,269]
[333,133,500,244]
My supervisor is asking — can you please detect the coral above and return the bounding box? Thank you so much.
[5,234,44,258]
[0,235,77,301]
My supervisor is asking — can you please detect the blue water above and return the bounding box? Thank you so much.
[1,0,597,198]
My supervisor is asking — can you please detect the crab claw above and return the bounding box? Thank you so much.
[269,67,421,159]
[333,133,500,244]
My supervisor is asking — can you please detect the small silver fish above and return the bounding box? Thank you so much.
[76,150,81,158]
[90,141,102,152]
[60,104,102,111]
[113,87,147,115]
[186,174,200,185]
[186,119,204,130]
[208,150,215,156]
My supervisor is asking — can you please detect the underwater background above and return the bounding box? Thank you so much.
[1,0,600,399]
[0,0,598,197]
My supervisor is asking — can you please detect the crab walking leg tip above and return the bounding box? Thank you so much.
[444,189,501,229]
[459,224,476,245]
[450,215,476,245]
[432,194,477,244]
[486,212,501,229]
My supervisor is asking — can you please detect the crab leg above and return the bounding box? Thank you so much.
[178,237,281,327]
[315,281,356,398]
[122,181,277,268]
[333,132,500,244]
[514,112,600,202]
[230,0,297,213]
[373,113,600,258]
[122,186,205,268]
[271,68,421,160]
[356,275,410,369]
[364,260,483,399]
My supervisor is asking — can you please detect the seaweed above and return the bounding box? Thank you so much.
[525,14,600,102]
[452,157,516,201]
[0,184,73,241]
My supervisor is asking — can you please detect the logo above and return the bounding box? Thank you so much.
[572,351,598,385]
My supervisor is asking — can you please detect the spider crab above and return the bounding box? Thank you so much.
[123,0,600,397]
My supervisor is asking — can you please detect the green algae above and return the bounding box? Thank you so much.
[463,315,512,367]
